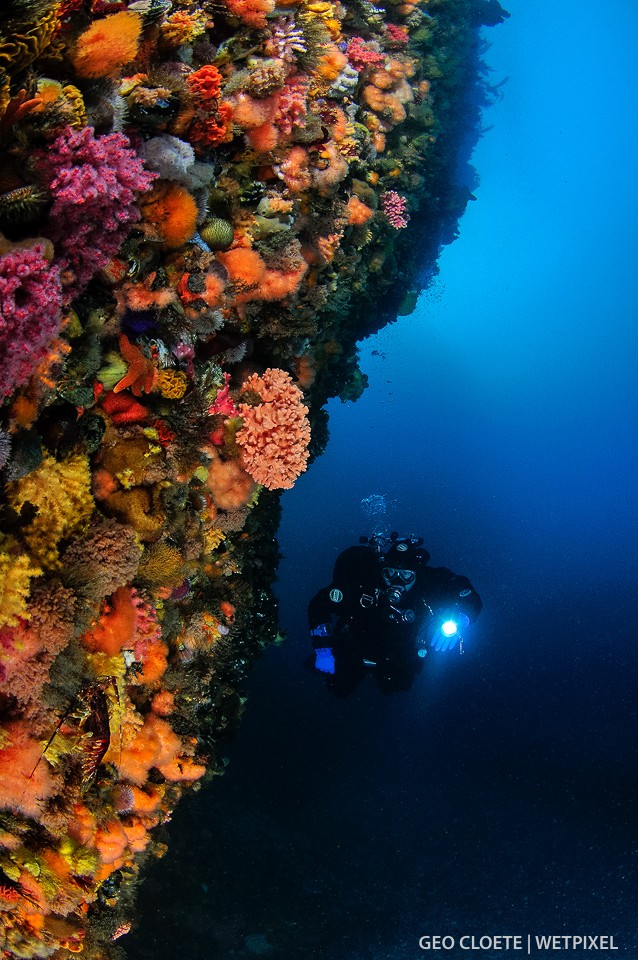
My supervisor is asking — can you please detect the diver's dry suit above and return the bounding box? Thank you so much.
[308,535,482,695]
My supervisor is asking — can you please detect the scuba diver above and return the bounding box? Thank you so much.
[308,533,482,695]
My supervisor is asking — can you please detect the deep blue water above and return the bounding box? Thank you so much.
[129,3,638,958]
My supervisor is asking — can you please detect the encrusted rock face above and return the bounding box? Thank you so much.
[0,0,501,955]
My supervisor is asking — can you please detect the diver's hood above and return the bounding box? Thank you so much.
[383,540,430,568]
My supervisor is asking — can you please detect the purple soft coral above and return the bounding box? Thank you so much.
[38,125,156,299]
[0,243,64,401]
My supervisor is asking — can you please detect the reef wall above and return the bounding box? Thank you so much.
[0,0,506,956]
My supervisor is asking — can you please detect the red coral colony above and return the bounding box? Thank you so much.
[0,0,504,956]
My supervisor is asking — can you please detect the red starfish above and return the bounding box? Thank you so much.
[113,335,157,396]
[101,391,150,423]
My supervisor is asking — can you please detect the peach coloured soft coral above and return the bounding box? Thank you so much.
[236,368,311,489]
[0,721,57,818]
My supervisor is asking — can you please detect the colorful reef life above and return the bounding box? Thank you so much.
[0,0,504,955]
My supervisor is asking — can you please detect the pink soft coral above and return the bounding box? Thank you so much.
[346,37,385,72]
[0,243,64,400]
[274,74,309,137]
[38,126,155,298]
[236,368,310,489]
[381,189,410,229]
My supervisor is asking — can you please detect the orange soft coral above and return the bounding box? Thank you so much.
[231,93,276,130]
[317,44,348,82]
[246,121,280,152]
[116,715,180,786]
[139,181,199,250]
[224,0,275,29]
[135,639,169,686]
[237,368,311,489]
[177,270,225,310]
[94,818,129,866]
[206,449,258,510]
[81,587,136,657]
[72,12,142,79]
[187,65,223,102]
[217,247,268,303]
[259,262,307,301]
[217,247,265,285]
[275,145,312,195]
[0,722,57,818]
[346,194,374,225]
[151,690,175,716]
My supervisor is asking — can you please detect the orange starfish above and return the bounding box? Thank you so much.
[113,335,157,396]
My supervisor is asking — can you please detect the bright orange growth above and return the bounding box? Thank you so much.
[317,44,348,81]
[224,0,275,29]
[136,639,169,686]
[189,104,234,152]
[116,715,200,786]
[151,691,175,716]
[346,195,374,226]
[10,394,39,429]
[94,818,129,866]
[231,93,276,131]
[206,449,258,510]
[81,587,136,657]
[72,12,142,79]
[276,145,312,194]
[177,270,225,310]
[217,247,268,302]
[259,262,308,300]
[139,181,199,250]
[237,368,311,489]
[246,121,279,152]
[219,600,235,621]
[0,721,57,818]
[187,65,223,102]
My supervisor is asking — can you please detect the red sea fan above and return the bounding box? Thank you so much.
[37,126,156,299]
[0,243,64,401]
[236,368,311,489]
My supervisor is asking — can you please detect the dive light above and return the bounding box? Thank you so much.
[430,613,470,652]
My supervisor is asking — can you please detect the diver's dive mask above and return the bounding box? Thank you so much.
[382,566,416,606]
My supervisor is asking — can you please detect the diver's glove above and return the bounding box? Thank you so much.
[430,613,469,652]
[314,648,336,674]
[431,631,459,653]
[310,623,333,641]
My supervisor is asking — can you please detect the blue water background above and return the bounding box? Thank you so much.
[129,2,638,957]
